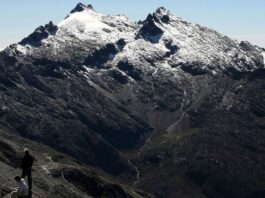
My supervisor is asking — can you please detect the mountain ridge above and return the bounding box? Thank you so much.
[4,3,264,75]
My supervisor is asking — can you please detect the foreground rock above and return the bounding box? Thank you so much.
[0,127,152,198]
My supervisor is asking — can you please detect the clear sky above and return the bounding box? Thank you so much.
[0,0,264,50]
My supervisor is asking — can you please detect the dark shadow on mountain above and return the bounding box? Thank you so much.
[83,43,118,68]
[136,14,164,43]
[117,61,142,81]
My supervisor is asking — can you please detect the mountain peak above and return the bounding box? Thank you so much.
[153,7,171,23]
[137,13,164,43]
[155,6,170,15]
[70,3,94,14]
[135,8,171,42]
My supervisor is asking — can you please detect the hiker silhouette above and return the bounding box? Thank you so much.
[20,149,34,193]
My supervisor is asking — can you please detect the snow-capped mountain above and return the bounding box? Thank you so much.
[1,3,265,198]
[7,3,264,75]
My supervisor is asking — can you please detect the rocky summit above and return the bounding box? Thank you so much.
[0,3,265,198]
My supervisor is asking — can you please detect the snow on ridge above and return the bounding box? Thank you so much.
[155,7,171,17]
[261,51,265,65]
[56,8,135,43]
[10,5,263,74]
[58,9,108,33]
[16,44,32,55]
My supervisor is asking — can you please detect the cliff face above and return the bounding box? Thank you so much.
[0,3,265,198]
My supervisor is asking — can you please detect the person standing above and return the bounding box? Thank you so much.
[20,149,34,192]
[10,176,28,198]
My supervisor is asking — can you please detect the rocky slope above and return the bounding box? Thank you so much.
[0,126,152,198]
[1,3,265,198]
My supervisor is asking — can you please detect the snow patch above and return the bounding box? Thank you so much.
[112,14,129,22]
[58,10,109,39]
[261,52,265,67]
[212,70,217,75]
[83,66,95,73]
[16,45,28,54]
[161,61,172,69]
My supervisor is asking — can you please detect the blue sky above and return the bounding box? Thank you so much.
[0,0,264,49]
